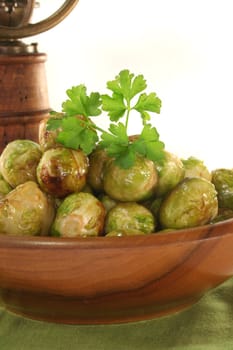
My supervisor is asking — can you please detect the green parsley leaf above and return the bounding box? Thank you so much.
[50,116,99,155]
[99,125,136,169]
[46,116,63,131]
[132,124,165,163]
[61,115,83,131]
[46,69,165,168]
[106,69,147,100]
[134,92,161,113]
[102,70,148,123]
[106,70,133,98]
[62,85,102,117]
[99,123,128,154]
[99,122,137,168]
[101,93,126,121]
[129,74,147,99]
[139,110,151,125]
[114,146,136,169]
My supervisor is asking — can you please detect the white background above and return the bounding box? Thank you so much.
[26,0,233,170]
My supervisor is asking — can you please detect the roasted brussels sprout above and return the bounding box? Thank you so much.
[81,184,93,194]
[0,173,12,199]
[87,148,110,193]
[150,197,163,219]
[182,156,212,181]
[104,202,156,234]
[38,114,64,152]
[103,155,158,202]
[141,197,163,230]
[211,168,233,209]
[0,181,55,236]
[36,147,89,198]
[154,151,185,197]
[99,194,117,213]
[159,177,218,229]
[106,229,146,237]
[0,139,42,188]
[211,208,233,224]
[39,114,97,153]
[51,192,106,237]
[156,228,177,233]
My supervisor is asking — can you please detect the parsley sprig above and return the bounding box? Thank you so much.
[47,69,165,168]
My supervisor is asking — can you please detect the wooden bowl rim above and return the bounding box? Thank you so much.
[0,218,233,250]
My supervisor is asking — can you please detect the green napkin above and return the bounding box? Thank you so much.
[0,277,233,350]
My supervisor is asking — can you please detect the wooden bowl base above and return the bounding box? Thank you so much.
[0,288,201,325]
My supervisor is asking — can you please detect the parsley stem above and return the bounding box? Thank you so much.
[93,124,106,134]
[85,119,105,134]
[125,100,131,133]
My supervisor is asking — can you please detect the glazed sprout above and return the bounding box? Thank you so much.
[149,197,163,225]
[39,113,89,152]
[154,151,185,197]
[211,168,233,209]
[87,148,110,193]
[103,155,158,202]
[106,229,146,237]
[0,181,55,236]
[211,208,233,224]
[104,202,156,234]
[182,156,212,181]
[36,147,89,198]
[0,139,42,188]
[159,177,218,229]
[0,172,12,199]
[38,114,64,152]
[98,194,118,213]
[51,192,106,237]
[81,183,93,194]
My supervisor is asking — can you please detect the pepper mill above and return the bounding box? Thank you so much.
[0,0,79,152]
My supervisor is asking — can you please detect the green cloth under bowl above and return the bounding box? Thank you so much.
[0,277,233,350]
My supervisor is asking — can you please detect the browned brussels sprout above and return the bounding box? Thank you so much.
[106,229,146,237]
[211,168,233,209]
[105,202,156,234]
[0,139,42,188]
[38,114,64,152]
[103,155,158,202]
[87,148,110,193]
[39,114,88,152]
[36,147,89,198]
[141,197,163,229]
[81,183,93,194]
[150,197,163,218]
[0,172,12,199]
[159,177,218,229]
[154,151,185,197]
[98,194,118,213]
[182,156,212,181]
[0,181,55,236]
[211,207,233,224]
[51,192,106,237]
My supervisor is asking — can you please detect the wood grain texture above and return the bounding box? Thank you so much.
[0,53,50,151]
[0,219,233,324]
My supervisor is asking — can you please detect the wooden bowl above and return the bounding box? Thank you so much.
[0,218,233,324]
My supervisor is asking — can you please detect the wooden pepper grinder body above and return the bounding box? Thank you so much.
[0,43,50,152]
[0,0,80,153]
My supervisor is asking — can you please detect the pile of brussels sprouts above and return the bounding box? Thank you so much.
[0,117,233,238]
